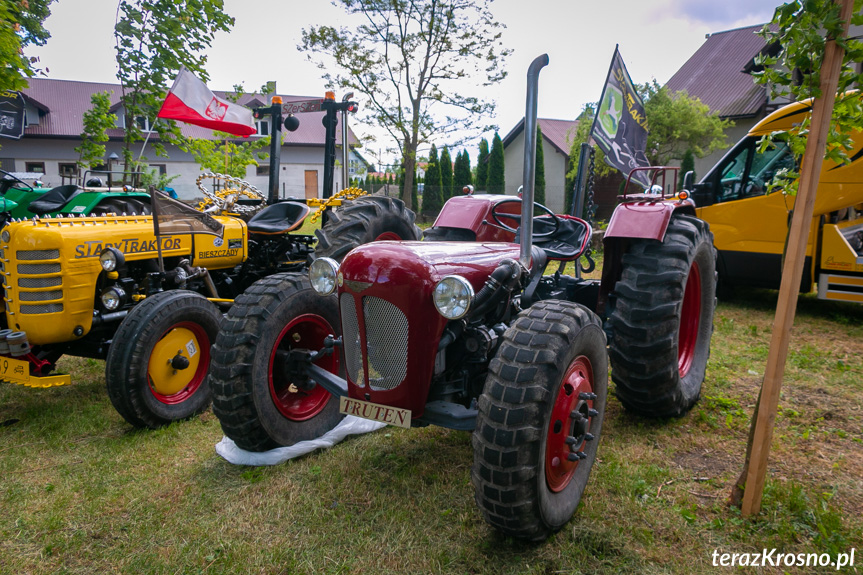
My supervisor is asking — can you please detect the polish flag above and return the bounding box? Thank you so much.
[157,67,256,137]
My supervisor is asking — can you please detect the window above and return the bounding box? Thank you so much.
[256,164,269,176]
[256,120,270,136]
[25,162,45,174]
[150,164,167,175]
[59,163,78,178]
[135,116,152,132]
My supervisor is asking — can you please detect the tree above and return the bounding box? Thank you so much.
[749,0,863,195]
[534,125,546,204]
[679,149,695,188]
[476,138,490,191]
[640,81,731,165]
[454,149,472,194]
[440,146,453,202]
[300,0,510,211]
[0,0,53,90]
[423,144,443,216]
[75,92,117,171]
[486,132,505,194]
[113,0,234,175]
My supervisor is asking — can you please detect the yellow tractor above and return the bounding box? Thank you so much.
[690,96,863,302]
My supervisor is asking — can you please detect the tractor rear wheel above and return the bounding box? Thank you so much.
[608,213,716,417]
[105,290,220,428]
[314,196,421,261]
[210,273,343,452]
[472,301,607,540]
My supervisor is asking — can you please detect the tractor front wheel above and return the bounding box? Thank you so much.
[472,301,607,540]
[105,290,221,428]
[314,196,421,261]
[210,273,343,452]
[607,213,716,417]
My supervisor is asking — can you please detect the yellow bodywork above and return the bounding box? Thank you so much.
[695,97,863,302]
[1,213,246,345]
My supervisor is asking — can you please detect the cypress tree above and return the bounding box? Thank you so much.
[440,146,453,201]
[486,132,505,194]
[423,144,443,217]
[535,125,546,204]
[454,150,472,194]
[476,138,490,191]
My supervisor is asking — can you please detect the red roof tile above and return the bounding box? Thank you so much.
[665,24,769,119]
[502,117,578,155]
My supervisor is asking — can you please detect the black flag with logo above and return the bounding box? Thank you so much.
[0,91,26,140]
[590,47,650,188]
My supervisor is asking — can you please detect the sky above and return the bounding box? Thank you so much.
[26,0,780,167]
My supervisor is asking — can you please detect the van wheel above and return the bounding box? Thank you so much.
[105,291,220,428]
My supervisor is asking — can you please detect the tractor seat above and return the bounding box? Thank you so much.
[27,185,82,215]
[516,215,591,261]
[247,201,311,235]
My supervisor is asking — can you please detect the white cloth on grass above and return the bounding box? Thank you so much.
[215,415,386,466]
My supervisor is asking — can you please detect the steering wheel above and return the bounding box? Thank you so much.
[0,169,34,194]
[490,197,561,238]
[195,173,266,215]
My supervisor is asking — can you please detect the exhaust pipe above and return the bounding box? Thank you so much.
[520,54,549,269]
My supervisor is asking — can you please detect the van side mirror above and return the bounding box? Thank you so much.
[682,170,694,191]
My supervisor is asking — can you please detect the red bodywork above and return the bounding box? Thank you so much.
[338,240,521,417]
[430,194,520,242]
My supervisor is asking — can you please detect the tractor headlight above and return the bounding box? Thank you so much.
[1,230,9,243]
[99,247,125,272]
[433,275,474,320]
[100,286,126,311]
[309,257,339,295]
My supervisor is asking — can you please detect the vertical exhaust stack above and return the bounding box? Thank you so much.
[520,54,549,269]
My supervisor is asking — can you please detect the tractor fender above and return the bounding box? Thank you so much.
[604,201,696,241]
[430,194,519,242]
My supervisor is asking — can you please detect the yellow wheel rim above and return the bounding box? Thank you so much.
[148,326,203,397]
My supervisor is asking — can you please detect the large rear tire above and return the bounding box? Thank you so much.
[210,273,343,452]
[314,196,421,261]
[105,290,220,428]
[472,301,607,540]
[607,213,716,417]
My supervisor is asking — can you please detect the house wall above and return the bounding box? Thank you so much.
[502,130,569,213]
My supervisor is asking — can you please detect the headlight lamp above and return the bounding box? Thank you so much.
[100,286,126,311]
[432,275,473,320]
[99,247,125,272]
[309,257,339,295]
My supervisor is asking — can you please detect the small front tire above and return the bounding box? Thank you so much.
[105,290,221,428]
[472,301,608,540]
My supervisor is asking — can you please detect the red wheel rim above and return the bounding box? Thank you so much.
[545,356,594,493]
[268,314,339,421]
[148,321,210,405]
[678,261,702,378]
[375,231,402,241]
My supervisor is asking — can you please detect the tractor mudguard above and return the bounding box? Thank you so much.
[604,201,696,241]
[429,194,519,242]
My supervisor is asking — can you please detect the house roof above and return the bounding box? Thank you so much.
[18,77,359,146]
[501,117,578,155]
[665,24,769,119]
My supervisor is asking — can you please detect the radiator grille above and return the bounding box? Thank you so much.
[340,293,363,385]
[17,249,60,260]
[17,263,61,274]
[18,277,62,288]
[21,303,63,314]
[19,290,63,302]
[363,297,408,391]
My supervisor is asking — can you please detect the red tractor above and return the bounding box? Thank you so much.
[211,56,716,540]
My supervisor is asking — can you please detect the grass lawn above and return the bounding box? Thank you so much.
[1,287,862,574]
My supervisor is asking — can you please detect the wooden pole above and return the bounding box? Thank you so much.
[740,0,853,517]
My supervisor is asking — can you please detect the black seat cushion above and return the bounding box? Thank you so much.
[515,215,590,261]
[247,202,311,235]
[27,185,82,215]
